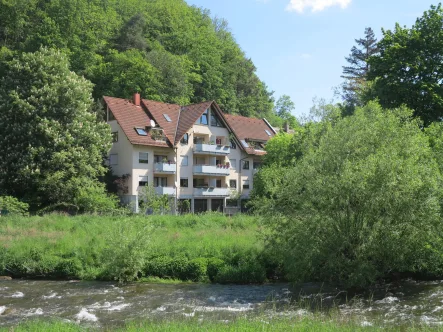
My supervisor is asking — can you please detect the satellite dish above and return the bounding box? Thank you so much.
[150,119,156,128]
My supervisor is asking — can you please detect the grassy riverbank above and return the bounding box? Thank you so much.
[0,214,280,283]
[1,317,440,332]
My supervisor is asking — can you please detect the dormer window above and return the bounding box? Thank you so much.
[135,127,148,136]
[195,109,208,125]
[151,128,165,141]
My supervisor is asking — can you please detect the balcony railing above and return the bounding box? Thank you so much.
[154,162,176,173]
[155,186,175,196]
[194,187,231,197]
[194,144,230,155]
[193,164,230,176]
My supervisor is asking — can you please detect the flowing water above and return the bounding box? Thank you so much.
[1,279,443,328]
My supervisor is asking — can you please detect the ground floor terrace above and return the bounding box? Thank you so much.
[121,194,249,215]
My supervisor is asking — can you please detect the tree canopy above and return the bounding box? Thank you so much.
[252,102,443,288]
[366,4,443,125]
[0,0,277,120]
[0,48,113,210]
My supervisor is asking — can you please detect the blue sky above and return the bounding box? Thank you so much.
[185,0,438,117]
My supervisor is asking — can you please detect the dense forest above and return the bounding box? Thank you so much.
[0,0,279,120]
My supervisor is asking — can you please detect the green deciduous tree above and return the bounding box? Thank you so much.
[367,4,443,125]
[0,48,113,210]
[253,102,443,288]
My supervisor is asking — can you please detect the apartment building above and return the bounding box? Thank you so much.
[104,93,276,213]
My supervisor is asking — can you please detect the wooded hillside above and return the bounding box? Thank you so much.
[0,0,275,119]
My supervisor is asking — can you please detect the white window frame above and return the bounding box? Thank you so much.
[139,152,149,164]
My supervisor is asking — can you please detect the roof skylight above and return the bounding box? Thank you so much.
[163,114,172,122]
[240,140,249,148]
[135,128,148,136]
[265,129,272,136]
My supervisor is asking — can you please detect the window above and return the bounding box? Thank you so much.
[139,152,149,164]
[242,160,250,170]
[253,161,262,169]
[154,177,167,187]
[108,110,116,121]
[135,127,147,136]
[210,112,225,127]
[181,156,188,166]
[110,154,118,165]
[230,159,236,170]
[180,133,189,145]
[180,178,189,188]
[154,155,167,163]
[163,114,172,122]
[194,199,208,213]
[243,180,250,189]
[194,136,204,144]
[112,131,118,142]
[230,180,237,188]
[230,140,237,149]
[195,109,208,125]
[139,176,148,187]
[216,179,222,188]
[195,157,205,165]
[193,178,206,188]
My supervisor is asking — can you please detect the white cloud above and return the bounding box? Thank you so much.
[286,0,352,13]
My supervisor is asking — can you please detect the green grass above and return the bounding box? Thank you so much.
[0,213,280,283]
[1,316,441,332]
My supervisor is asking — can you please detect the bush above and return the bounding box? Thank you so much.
[214,258,267,284]
[207,258,226,282]
[255,102,443,288]
[186,258,208,282]
[0,196,29,216]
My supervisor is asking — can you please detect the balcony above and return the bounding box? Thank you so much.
[194,144,230,155]
[193,165,230,176]
[154,162,176,174]
[155,186,175,196]
[194,187,231,197]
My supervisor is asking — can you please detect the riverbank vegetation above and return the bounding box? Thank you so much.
[0,214,279,284]
[252,102,443,289]
[2,316,441,332]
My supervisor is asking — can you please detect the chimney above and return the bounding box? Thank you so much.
[284,121,290,133]
[133,92,140,106]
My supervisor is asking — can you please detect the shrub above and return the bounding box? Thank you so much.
[215,258,267,284]
[0,196,29,216]
[207,258,226,282]
[186,258,208,282]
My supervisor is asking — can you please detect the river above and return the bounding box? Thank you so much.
[1,279,443,328]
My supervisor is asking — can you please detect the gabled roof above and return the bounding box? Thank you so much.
[224,114,275,155]
[103,96,170,148]
[175,101,214,145]
[141,99,180,145]
[103,95,276,154]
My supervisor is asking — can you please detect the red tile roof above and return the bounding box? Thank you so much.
[104,96,170,148]
[224,114,275,155]
[175,101,214,145]
[141,99,180,144]
[103,96,276,154]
